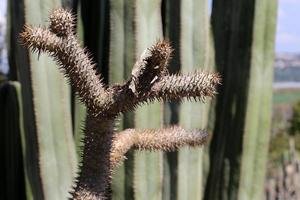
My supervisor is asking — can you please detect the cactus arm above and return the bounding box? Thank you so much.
[19,24,107,115]
[110,127,208,170]
[150,72,220,102]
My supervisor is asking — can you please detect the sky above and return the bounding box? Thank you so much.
[276,0,300,53]
[0,0,7,73]
[0,0,6,16]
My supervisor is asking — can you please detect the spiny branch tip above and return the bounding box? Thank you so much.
[49,8,75,37]
[149,39,173,68]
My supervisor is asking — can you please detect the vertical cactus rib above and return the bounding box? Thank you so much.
[122,2,136,199]
[161,1,181,199]
[13,81,34,200]
[18,0,78,199]
[81,0,110,84]
[238,0,277,199]
[109,0,126,199]
[9,0,43,198]
[205,0,277,199]
[205,0,256,199]
[178,0,212,200]
[73,2,86,160]
[133,0,164,199]
[0,82,27,199]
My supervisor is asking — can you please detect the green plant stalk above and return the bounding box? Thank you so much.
[22,0,77,199]
[122,3,136,199]
[178,0,212,199]
[205,0,277,199]
[13,81,34,200]
[109,1,136,199]
[161,1,180,199]
[109,0,126,199]
[73,1,86,159]
[133,0,164,199]
[238,0,277,199]
[0,81,29,199]
[9,0,43,198]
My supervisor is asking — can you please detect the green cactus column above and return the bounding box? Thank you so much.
[204,0,277,199]
[177,0,212,199]
[0,82,27,199]
[133,0,164,200]
[161,1,181,199]
[109,0,126,194]
[73,1,86,158]
[238,0,277,199]
[163,1,214,199]
[9,0,77,199]
[109,0,135,199]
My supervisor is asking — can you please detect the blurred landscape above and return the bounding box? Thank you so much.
[271,53,300,159]
[266,53,300,199]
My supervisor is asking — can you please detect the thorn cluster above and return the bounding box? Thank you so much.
[20,8,221,200]
[49,8,74,37]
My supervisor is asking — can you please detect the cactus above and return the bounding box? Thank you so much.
[178,0,212,199]
[238,0,277,199]
[73,1,86,159]
[19,8,220,200]
[108,1,135,199]
[133,1,164,199]
[0,81,28,199]
[9,0,77,199]
[163,1,214,199]
[204,0,277,199]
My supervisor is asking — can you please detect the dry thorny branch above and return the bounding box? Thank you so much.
[20,8,221,200]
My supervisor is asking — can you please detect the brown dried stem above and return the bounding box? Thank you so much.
[19,8,220,200]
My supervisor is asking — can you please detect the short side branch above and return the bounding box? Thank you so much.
[110,127,208,170]
[150,71,221,102]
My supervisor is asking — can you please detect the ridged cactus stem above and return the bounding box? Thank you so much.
[205,0,277,199]
[20,8,220,200]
